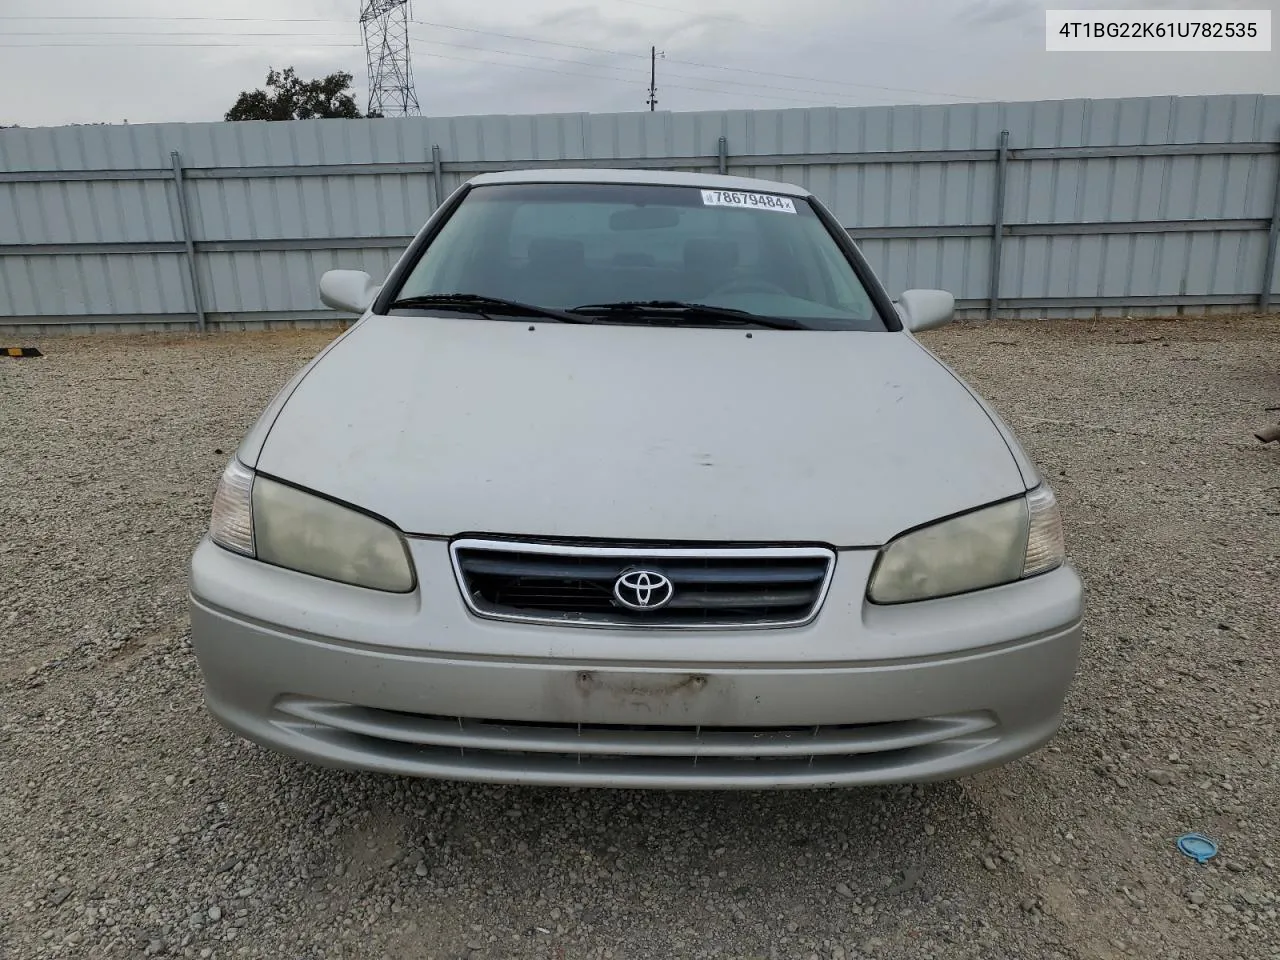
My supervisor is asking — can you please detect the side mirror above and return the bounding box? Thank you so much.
[897,289,955,333]
[319,270,381,314]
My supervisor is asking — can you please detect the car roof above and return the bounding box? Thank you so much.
[465,167,813,198]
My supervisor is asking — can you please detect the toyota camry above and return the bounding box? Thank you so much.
[188,168,1084,789]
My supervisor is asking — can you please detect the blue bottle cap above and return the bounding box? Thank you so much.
[1177,833,1218,864]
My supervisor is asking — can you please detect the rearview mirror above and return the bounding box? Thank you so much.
[897,289,954,333]
[319,270,381,314]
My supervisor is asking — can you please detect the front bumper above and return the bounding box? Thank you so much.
[188,537,1084,789]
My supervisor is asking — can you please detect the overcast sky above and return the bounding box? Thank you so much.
[1,0,1277,127]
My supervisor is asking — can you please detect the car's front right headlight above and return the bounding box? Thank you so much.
[209,458,415,593]
[867,486,1065,604]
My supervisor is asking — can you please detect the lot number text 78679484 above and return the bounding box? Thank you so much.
[700,190,797,213]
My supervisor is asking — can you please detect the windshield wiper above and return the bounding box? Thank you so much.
[569,300,808,331]
[387,293,589,324]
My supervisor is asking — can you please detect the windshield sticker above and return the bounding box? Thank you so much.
[700,189,797,213]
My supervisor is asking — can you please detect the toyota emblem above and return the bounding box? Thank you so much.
[612,569,675,611]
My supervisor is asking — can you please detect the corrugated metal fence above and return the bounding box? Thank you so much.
[2,93,1279,332]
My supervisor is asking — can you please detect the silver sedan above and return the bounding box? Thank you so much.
[189,168,1083,789]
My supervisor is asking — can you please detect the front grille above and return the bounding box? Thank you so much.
[450,539,836,628]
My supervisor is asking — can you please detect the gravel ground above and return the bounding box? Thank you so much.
[1,316,1278,960]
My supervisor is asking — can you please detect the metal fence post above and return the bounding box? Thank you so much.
[169,150,206,332]
[1260,138,1280,313]
[718,136,728,175]
[431,144,444,211]
[987,129,1010,321]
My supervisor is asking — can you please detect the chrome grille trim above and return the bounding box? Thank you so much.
[448,538,838,629]
[275,698,997,758]
[271,699,1001,785]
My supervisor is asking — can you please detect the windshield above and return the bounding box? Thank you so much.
[389,182,887,331]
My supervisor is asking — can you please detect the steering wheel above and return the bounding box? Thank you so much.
[708,277,790,297]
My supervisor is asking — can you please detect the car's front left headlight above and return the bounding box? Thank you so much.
[208,458,415,593]
[868,485,1065,604]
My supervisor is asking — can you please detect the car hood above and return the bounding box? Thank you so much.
[255,315,1026,546]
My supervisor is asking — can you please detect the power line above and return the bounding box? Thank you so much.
[0,41,359,47]
[5,31,357,37]
[0,35,965,105]
[411,47,909,107]
[0,24,941,104]
[407,36,899,105]
[0,44,932,109]
[0,15,347,22]
[1,34,837,108]
[408,16,981,100]
[0,12,983,101]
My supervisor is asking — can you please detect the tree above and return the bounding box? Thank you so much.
[225,67,366,121]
